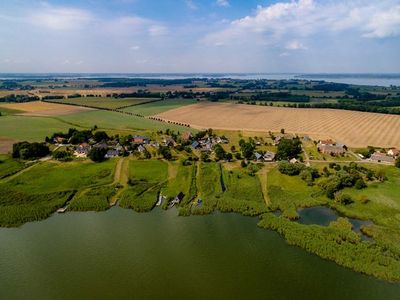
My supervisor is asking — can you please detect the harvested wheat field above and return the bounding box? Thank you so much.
[0,101,94,116]
[155,102,400,148]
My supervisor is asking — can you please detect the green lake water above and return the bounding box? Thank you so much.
[0,207,399,299]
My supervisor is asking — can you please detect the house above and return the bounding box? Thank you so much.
[53,136,65,144]
[105,149,119,158]
[255,152,263,161]
[115,143,124,152]
[317,140,347,155]
[216,137,229,144]
[181,132,193,142]
[319,139,335,146]
[273,136,282,145]
[132,136,150,144]
[164,138,176,147]
[74,143,91,157]
[93,143,108,150]
[371,152,395,163]
[264,151,276,162]
[191,141,200,149]
[387,148,400,157]
[137,145,146,153]
[290,158,299,164]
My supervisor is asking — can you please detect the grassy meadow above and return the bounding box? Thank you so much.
[119,160,168,212]
[0,155,27,179]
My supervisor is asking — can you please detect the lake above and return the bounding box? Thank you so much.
[0,207,399,299]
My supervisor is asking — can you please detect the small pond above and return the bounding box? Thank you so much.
[298,206,372,240]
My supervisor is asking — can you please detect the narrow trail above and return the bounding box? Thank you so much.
[110,157,130,205]
[0,162,39,184]
[257,166,272,206]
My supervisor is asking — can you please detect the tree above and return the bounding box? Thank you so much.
[396,157,400,168]
[88,147,107,162]
[276,138,302,160]
[226,153,233,162]
[214,144,226,161]
[201,152,209,162]
[12,142,50,160]
[159,146,172,160]
[354,178,367,189]
[93,131,109,143]
[52,151,71,161]
[280,128,285,134]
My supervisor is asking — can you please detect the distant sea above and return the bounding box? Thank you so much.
[0,73,400,87]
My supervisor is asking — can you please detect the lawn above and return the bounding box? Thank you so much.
[48,97,160,110]
[122,98,197,116]
[119,160,168,212]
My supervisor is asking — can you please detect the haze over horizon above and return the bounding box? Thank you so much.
[1,0,400,73]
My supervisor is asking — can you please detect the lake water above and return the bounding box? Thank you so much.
[0,207,399,299]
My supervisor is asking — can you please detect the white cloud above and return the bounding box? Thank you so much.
[204,0,400,48]
[130,45,140,50]
[148,25,168,36]
[285,41,307,50]
[216,0,230,7]
[29,7,93,30]
[186,0,198,10]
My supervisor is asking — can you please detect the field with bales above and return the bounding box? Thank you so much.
[155,102,400,148]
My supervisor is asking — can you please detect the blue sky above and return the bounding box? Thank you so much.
[0,0,399,73]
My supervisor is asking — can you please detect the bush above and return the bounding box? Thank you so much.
[334,192,354,205]
[354,178,367,189]
[88,147,107,162]
[278,161,305,176]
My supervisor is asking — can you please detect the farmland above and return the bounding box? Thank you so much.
[48,97,160,110]
[156,102,400,148]
[0,101,93,116]
[122,98,197,116]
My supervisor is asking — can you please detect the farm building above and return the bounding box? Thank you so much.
[318,140,347,155]
[387,148,400,157]
[105,150,119,158]
[132,136,150,144]
[264,151,276,162]
[371,152,395,163]
[74,143,91,158]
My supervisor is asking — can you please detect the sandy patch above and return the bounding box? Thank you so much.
[0,137,16,154]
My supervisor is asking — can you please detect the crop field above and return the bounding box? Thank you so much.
[0,115,84,142]
[119,160,168,212]
[156,102,400,148]
[122,98,197,116]
[49,97,160,110]
[0,101,93,116]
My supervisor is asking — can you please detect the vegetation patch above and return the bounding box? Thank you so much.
[69,185,117,212]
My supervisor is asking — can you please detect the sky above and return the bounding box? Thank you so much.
[0,0,399,73]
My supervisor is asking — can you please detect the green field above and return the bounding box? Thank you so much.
[267,168,327,219]
[162,162,196,205]
[122,98,197,116]
[0,155,27,179]
[69,185,117,212]
[120,160,168,212]
[48,97,160,110]
[0,107,23,116]
[0,115,83,141]
[0,159,116,226]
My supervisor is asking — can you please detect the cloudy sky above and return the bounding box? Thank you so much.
[0,0,399,73]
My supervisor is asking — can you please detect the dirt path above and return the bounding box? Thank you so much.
[0,162,39,183]
[257,165,272,206]
[110,157,130,205]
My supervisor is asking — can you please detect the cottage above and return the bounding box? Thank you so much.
[105,149,119,158]
[290,158,299,164]
[371,152,395,163]
[181,132,193,142]
[387,148,400,157]
[264,151,276,162]
[137,145,146,153]
[132,136,150,144]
